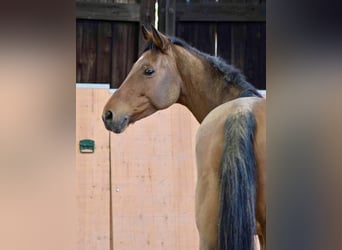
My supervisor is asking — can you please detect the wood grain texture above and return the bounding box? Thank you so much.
[139,0,156,51]
[76,2,140,22]
[110,104,200,250]
[158,0,176,36]
[217,22,232,63]
[78,21,97,82]
[76,88,111,250]
[111,22,139,88]
[76,20,140,87]
[231,22,247,76]
[96,22,112,83]
[176,22,216,55]
[244,23,266,89]
[176,2,266,22]
[76,0,138,3]
[76,22,83,82]
[76,1,265,89]
[228,22,266,89]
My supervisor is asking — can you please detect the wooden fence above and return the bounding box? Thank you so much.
[76,0,155,87]
[76,20,139,86]
[76,86,200,249]
[160,0,266,89]
[76,0,266,89]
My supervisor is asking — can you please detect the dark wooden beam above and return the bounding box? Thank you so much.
[76,2,140,22]
[139,0,156,51]
[166,0,176,36]
[158,0,166,34]
[176,3,266,22]
[158,0,176,36]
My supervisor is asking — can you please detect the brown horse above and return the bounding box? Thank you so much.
[102,25,266,250]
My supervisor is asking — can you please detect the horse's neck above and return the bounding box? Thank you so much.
[174,46,241,123]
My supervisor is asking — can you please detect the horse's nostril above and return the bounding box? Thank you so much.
[104,110,113,121]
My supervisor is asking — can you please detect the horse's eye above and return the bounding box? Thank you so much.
[144,68,155,76]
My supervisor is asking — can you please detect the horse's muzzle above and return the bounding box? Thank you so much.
[102,110,129,133]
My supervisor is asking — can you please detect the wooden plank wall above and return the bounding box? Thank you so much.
[77,17,265,89]
[76,87,200,249]
[77,0,265,90]
[76,20,139,88]
[76,0,155,88]
[175,0,266,90]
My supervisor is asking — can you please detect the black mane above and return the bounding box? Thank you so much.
[143,36,262,98]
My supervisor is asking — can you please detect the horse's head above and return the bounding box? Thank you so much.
[102,25,182,133]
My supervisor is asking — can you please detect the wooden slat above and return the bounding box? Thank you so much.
[77,0,137,2]
[244,23,266,89]
[79,20,98,82]
[139,1,155,27]
[96,22,112,83]
[158,0,166,33]
[217,22,232,63]
[158,0,176,36]
[244,24,259,86]
[76,22,83,82]
[176,0,202,3]
[221,22,266,89]
[230,23,247,74]
[260,23,266,89]
[219,0,249,3]
[76,2,140,22]
[176,22,216,55]
[111,23,129,88]
[176,3,266,22]
[110,104,199,250]
[111,23,139,88]
[139,0,156,51]
[200,0,219,3]
[76,87,111,250]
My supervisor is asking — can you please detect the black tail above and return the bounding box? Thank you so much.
[218,111,257,250]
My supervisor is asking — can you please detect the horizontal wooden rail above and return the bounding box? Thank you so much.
[76,2,140,22]
[176,3,266,22]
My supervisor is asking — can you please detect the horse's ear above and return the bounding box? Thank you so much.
[141,25,151,40]
[150,25,169,52]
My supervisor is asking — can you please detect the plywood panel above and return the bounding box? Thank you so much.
[110,104,200,250]
[76,87,201,249]
[76,87,111,250]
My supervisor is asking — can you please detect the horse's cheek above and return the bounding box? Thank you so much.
[151,80,179,109]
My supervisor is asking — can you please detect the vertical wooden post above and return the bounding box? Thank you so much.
[158,0,176,36]
[158,0,166,33]
[139,0,156,51]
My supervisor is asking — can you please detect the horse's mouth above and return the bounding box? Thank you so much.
[111,125,127,134]
[103,104,156,134]
[104,115,130,134]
